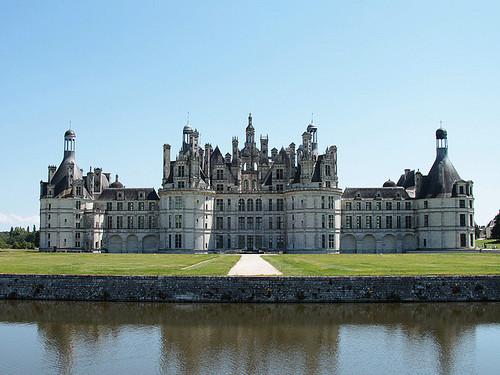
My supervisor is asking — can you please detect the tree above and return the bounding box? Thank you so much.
[492,212,500,240]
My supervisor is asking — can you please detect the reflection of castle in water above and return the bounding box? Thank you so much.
[1,301,499,374]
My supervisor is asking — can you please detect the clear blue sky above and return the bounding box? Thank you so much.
[1,1,499,230]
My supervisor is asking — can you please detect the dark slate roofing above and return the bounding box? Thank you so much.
[417,150,461,198]
[51,152,83,197]
[383,179,396,187]
[292,163,301,183]
[343,187,410,199]
[263,169,272,186]
[210,146,224,163]
[98,188,159,201]
[311,155,324,182]
[397,170,415,189]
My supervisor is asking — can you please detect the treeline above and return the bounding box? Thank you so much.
[0,226,39,249]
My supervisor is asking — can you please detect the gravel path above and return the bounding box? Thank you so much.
[228,254,282,276]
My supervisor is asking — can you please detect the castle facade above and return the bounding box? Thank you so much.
[39,114,475,253]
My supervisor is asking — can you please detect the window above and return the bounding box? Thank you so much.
[366,216,372,229]
[238,199,245,211]
[459,200,466,208]
[470,214,473,227]
[268,199,273,211]
[117,216,123,229]
[175,214,182,228]
[148,216,155,229]
[76,200,81,209]
[175,196,183,209]
[128,202,134,211]
[247,199,254,211]
[138,202,144,211]
[322,196,326,209]
[322,215,326,229]
[405,216,412,229]
[138,216,145,229]
[149,202,156,210]
[175,234,182,248]
[76,186,82,196]
[177,181,185,188]
[256,199,262,211]
[386,202,392,210]
[216,184,224,191]
[329,215,335,229]
[268,236,273,249]
[255,235,263,249]
[460,233,466,247]
[244,180,249,191]
[216,169,224,180]
[256,217,262,230]
[117,202,123,211]
[276,169,284,180]
[459,186,464,195]
[470,233,474,248]
[365,202,372,210]
[328,234,335,249]
[247,217,254,230]
[346,202,352,211]
[469,200,473,209]
[356,202,361,211]
[386,216,393,229]
[328,197,335,209]
[424,200,428,209]
[356,216,361,229]
[277,199,284,211]
[396,202,401,211]
[107,216,113,229]
[216,217,223,230]
[322,234,326,249]
[238,235,245,249]
[277,217,283,229]
[424,215,429,227]
[178,165,185,177]
[268,217,273,229]
[346,216,352,229]
[227,217,231,230]
[238,217,245,230]
[216,235,224,249]
[396,216,401,229]
[276,184,284,191]
[127,216,134,229]
[405,202,411,210]
[216,199,224,212]
[227,235,232,249]
[376,216,382,229]
[460,214,466,227]
[376,202,381,211]
[325,165,331,176]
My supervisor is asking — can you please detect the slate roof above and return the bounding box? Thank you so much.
[98,188,160,201]
[342,187,410,199]
[397,170,415,189]
[311,155,324,182]
[417,150,461,199]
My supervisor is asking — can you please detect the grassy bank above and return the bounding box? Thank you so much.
[0,250,240,276]
[476,239,500,248]
[263,253,500,276]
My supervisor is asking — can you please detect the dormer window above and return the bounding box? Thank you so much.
[459,185,464,195]
[117,191,124,200]
[139,191,145,200]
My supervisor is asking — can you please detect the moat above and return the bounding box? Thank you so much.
[0,301,499,374]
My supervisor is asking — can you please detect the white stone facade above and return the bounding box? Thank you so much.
[39,117,474,253]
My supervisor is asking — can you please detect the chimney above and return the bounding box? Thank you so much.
[163,144,171,184]
[232,137,239,163]
[48,165,56,182]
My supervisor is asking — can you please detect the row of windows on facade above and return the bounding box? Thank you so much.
[345,201,412,211]
[345,215,413,230]
[105,201,157,211]
[106,215,157,229]
[422,213,473,228]
[167,196,336,212]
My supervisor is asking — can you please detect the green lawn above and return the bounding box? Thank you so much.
[263,253,500,276]
[0,250,240,276]
[476,238,500,249]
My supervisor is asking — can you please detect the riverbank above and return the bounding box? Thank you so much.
[1,274,499,303]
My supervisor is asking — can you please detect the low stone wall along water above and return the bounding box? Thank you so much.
[1,275,499,303]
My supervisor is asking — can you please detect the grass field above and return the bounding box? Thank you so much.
[263,253,500,276]
[0,250,240,276]
[476,238,500,248]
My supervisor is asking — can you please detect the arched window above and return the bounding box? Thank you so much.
[244,180,249,191]
[247,199,254,211]
[238,198,245,212]
[325,165,331,176]
[256,199,262,211]
[252,180,257,190]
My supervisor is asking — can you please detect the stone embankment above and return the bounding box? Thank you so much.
[0,274,499,303]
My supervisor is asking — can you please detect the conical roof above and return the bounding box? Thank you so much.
[418,152,461,198]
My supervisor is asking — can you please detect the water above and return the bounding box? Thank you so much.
[0,301,499,375]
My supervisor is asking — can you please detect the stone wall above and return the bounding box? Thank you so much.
[0,275,499,303]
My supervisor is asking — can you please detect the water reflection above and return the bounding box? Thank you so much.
[0,301,499,374]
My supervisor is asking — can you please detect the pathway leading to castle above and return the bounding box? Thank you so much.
[228,254,282,276]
